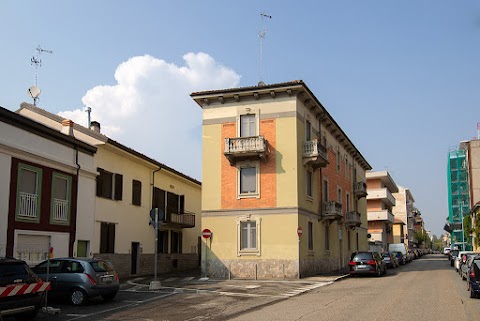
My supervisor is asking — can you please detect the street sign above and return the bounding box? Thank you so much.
[202,229,212,239]
[149,208,165,228]
[297,226,303,237]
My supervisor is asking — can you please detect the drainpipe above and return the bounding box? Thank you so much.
[152,167,161,283]
[73,145,80,257]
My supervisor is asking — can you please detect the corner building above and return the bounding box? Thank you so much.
[191,80,371,278]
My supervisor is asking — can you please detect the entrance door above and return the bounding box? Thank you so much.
[131,242,140,274]
[77,240,88,257]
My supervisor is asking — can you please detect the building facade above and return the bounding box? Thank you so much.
[17,103,201,277]
[392,186,416,249]
[366,171,398,252]
[191,80,371,279]
[0,106,97,266]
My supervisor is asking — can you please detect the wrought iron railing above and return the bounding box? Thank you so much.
[18,192,37,218]
[52,198,69,221]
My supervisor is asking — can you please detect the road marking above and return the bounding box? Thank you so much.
[225,284,261,289]
[198,277,209,281]
[182,277,195,282]
[164,277,178,282]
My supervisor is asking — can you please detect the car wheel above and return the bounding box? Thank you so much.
[102,292,117,301]
[70,288,87,306]
[470,287,476,298]
[376,267,382,277]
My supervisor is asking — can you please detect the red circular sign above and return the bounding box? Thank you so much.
[297,227,303,237]
[202,228,212,239]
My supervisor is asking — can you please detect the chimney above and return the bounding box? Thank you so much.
[90,121,101,133]
[61,119,74,136]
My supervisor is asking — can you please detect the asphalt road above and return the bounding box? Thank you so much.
[22,254,480,321]
[227,254,480,321]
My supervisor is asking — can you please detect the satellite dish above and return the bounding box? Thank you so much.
[28,86,41,98]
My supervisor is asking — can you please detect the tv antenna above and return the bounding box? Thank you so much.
[31,45,53,87]
[259,12,272,86]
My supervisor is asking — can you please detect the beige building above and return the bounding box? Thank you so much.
[191,80,371,279]
[17,103,201,277]
[392,186,416,249]
[366,171,398,252]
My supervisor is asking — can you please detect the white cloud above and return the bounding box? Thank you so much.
[58,53,241,180]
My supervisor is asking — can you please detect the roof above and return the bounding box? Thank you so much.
[16,103,201,186]
[366,171,399,193]
[191,80,371,171]
[394,218,406,225]
[1,106,97,155]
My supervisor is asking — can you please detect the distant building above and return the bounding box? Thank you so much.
[191,80,371,278]
[366,171,399,252]
[392,186,416,249]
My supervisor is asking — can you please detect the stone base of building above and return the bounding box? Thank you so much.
[203,256,350,279]
[94,253,199,279]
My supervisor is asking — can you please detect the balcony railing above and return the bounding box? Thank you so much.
[345,211,361,228]
[366,188,396,207]
[302,139,328,169]
[18,192,37,219]
[52,198,69,221]
[367,210,394,224]
[322,201,342,221]
[224,136,268,165]
[354,181,367,198]
[165,211,195,228]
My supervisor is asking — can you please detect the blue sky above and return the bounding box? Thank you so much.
[2,1,480,237]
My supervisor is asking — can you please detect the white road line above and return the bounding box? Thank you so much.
[182,277,195,282]
[198,277,209,281]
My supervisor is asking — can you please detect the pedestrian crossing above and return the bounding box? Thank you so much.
[279,281,333,297]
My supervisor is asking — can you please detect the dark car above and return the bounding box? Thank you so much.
[32,258,119,306]
[0,257,49,320]
[381,252,396,268]
[467,254,480,298]
[450,249,459,267]
[392,251,406,265]
[348,252,386,277]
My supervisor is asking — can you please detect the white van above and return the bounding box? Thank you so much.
[388,243,407,256]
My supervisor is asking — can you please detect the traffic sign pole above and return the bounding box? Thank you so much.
[297,226,302,279]
[202,229,212,277]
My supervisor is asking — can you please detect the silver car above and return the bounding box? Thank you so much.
[32,258,119,305]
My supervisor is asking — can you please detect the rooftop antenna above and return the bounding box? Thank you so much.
[31,45,53,87]
[85,107,92,128]
[259,12,272,86]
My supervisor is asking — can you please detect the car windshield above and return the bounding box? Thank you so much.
[0,263,29,277]
[351,252,373,261]
[381,253,390,258]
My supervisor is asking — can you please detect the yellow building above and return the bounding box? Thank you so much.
[191,80,371,278]
[17,103,201,278]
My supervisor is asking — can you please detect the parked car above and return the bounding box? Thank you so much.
[348,252,386,277]
[461,254,477,281]
[450,249,459,267]
[392,251,406,265]
[381,252,396,268]
[32,258,119,306]
[454,251,477,273]
[467,254,480,298]
[443,247,451,255]
[0,257,49,320]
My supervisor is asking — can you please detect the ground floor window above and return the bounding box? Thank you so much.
[100,222,115,253]
[236,216,261,256]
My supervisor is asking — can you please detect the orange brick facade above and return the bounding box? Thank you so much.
[221,119,277,209]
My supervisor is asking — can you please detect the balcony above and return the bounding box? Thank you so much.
[52,198,69,222]
[18,192,37,219]
[224,136,268,165]
[164,211,195,228]
[345,211,361,228]
[367,210,394,224]
[354,181,367,198]
[366,188,396,207]
[303,139,328,169]
[322,201,343,221]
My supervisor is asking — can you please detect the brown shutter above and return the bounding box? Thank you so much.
[108,223,115,253]
[179,195,185,214]
[96,169,104,197]
[100,222,108,253]
[132,180,141,206]
[114,174,123,200]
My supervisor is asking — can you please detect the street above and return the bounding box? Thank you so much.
[28,254,480,321]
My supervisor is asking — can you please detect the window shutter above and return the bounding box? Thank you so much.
[100,222,108,253]
[96,169,104,197]
[179,231,183,254]
[179,195,185,214]
[132,180,141,206]
[108,223,115,253]
[114,174,123,200]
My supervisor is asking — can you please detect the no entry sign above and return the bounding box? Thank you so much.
[202,228,212,239]
[297,226,303,237]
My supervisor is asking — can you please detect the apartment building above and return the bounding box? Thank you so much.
[366,171,398,252]
[392,186,416,249]
[0,106,97,266]
[191,80,371,278]
[17,103,201,277]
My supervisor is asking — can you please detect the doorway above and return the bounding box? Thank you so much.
[131,242,140,274]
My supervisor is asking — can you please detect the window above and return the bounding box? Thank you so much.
[16,163,42,222]
[346,193,350,212]
[337,188,342,205]
[347,230,351,251]
[305,120,311,141]
[240,114,255,137]
[132,180,142,206]
[96,168,122,200]
[51,173,72,223]
[336,150,341,172]
[323,179,329,202]
[100,222,115,253]
[356,232,359,251]
[325,223,330,251]
[171,231,183,254]
[237,162,259,198]
[306,169,313,198]
[158,230,168,253]
[237,216,261,255]
[308,222,313,251]
[345,158,349,179]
